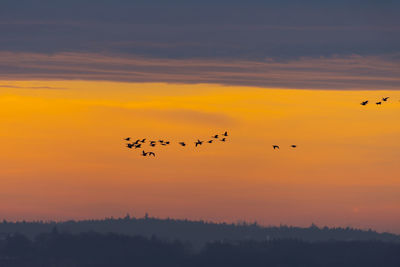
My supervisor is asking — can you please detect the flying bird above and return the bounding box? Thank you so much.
[140,138,146,143]
[220,138,226,142]
[376,102,382,105]
[141,150,148,156]
[223,131,228,137]
[360,101,368,106]
[208,140,213,143]
[179,142,186,146]
[133,139,140,145]
[291,145,297,148]
[127,143,134,149]
[165,141,170,145]
[124,137,131,141]
[148,152,156,157]
[150,143,156,147]
[212,135,219,138]
[135,144,142,149]
[195,140,203,147]
[273,145,279,150]
[382,97,389,101]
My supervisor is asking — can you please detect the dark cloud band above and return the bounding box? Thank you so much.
[0,0,399,89]
[1,52,399,90]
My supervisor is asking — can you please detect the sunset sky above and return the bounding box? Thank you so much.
[1,0,399,234]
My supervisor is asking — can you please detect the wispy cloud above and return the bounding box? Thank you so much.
[1,52,399,90]
[0,84,66,90]
[92,105,237,126]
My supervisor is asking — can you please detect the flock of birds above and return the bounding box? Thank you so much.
[270,96,396,150]
[124,131,230,157]
[360,97,390,106]
[124,131,298,157]
[123,96,398,158]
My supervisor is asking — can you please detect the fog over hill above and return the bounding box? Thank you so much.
[1,216,399,248]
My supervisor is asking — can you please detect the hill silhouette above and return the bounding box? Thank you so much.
[1,215,399,249]
[1,231,399,267]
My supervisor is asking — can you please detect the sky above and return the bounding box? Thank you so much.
[0,1,399,233]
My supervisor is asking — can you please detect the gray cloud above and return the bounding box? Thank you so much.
[0,52,399,90]
[0,0,399,89]
[0,0,399,60]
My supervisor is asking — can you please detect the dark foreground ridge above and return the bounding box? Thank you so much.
[1,215,399,249]
[1,231,400,267]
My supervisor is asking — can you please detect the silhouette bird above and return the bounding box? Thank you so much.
[360,100,368,106]
[127,143,134,149]
[140,138,146,143]
[141,150,148,156]
[158,140,164,143]
[223,131,228,137]
[273,145,279,150]
[212,134,219,138]
[195,140,203,147]
[135,144,142,149]
[148,152,156,157]
[150,143,156,147]
[124,137,131,141]
[179,142,186,146]
[161,143,167,146]
[382,97,389,101]
[220,138,226,142]
[208,140,213,143]
[165,141,170,145]
[133,139,140,145]
[376,102,382,105]
[291,145,297,148]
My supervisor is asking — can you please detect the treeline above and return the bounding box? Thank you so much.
[1,231,399,267]
[0,216,399,249]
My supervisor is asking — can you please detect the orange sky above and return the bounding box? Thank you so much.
[0,80,399,233]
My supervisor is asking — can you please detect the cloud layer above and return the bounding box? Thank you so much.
[1,52,399,90]
[0,0,399,89]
